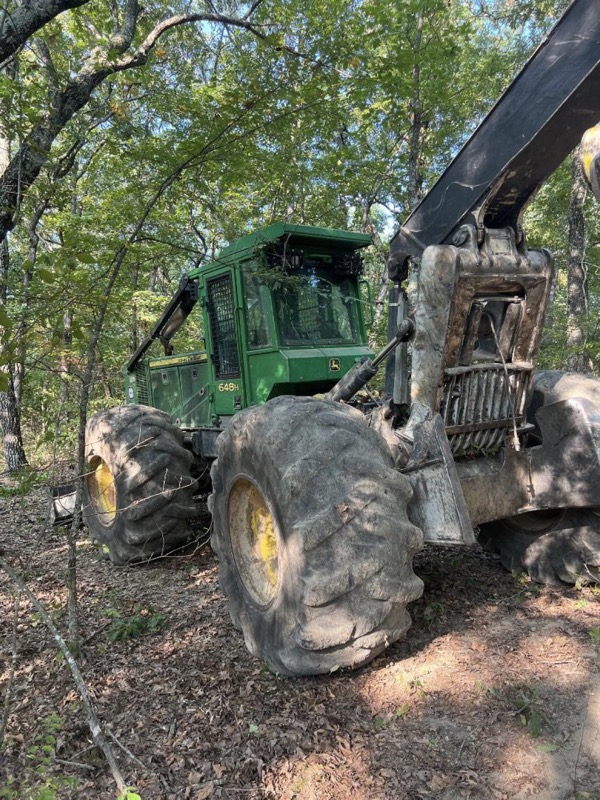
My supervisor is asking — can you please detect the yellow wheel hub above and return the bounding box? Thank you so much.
[228,478,279,606]
[87,457,117,525]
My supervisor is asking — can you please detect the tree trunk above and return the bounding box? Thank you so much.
[372,12,425,330]
[0,0,91,65]
[566,149,592,373]
[406,13,424,211]
[0,239,28,472]
[0,370,29,472]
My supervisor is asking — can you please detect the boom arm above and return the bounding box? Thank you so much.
[126,275,198,373]
[390,0,600,276]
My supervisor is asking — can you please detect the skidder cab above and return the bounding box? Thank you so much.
[124,223,373,453]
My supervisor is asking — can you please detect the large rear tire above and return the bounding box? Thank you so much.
[209,396,424,677]
[83,405,197,565]
[478,370,600,586]
[478,509,600,585]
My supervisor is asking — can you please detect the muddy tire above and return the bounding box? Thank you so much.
[83,405,197,565]
[209,395,424,677]
[478,370,600,586]
[478,508,600,585]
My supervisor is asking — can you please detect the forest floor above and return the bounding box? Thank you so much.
[0,485,599,800]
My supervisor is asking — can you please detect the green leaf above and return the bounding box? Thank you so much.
[117,788,142,800]
[0,307,11,328]
[0,372,8,392]
[37,268,56,283]
[538,742,559,753]
[528,708,543,738]
[74,252,95,264]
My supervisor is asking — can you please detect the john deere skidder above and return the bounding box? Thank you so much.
[83,0,600,676]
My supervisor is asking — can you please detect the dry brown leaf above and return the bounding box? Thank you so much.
[213,763,225,779]
[195,781,214,799]
[428,773,456,791]
[379,768,396,778]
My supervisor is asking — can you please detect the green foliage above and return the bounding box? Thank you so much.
[0,0,593,470]
[422,601,445,627]
[0,469,48,497]
[106,606,167,642]
[508,684,546,738]
[117,789,142,800]
[0,715,78,799]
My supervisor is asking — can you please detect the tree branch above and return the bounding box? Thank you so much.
[35,38,61,110]
[0,555,129,793]
[0,10,269,242]
[110,0,139,54]
[244,0,266,20]
[0,0,91,65]
[113,12,267,71]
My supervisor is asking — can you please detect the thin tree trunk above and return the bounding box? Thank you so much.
[406,13,424,211]
[372,12,424,329]
[0,239,28,471]
[13,204,44,409]
[566,149,592,372]
[0,55,28,470]
[0,373,29,471]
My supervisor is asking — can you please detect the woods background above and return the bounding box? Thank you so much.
[0,0,598,473]
[1,4,600,800]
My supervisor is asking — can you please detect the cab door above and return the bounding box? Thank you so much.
[204,272,245,415]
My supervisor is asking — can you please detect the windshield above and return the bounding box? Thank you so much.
[273,270,362,346]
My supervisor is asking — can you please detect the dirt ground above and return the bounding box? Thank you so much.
[0,486,599,800]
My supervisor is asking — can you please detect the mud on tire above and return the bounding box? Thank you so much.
[209,396,424,677]
[83,405,197,565]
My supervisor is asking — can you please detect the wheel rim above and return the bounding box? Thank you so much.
[228,478,279,606]
[505,508,565,534]
[87,456,117,526]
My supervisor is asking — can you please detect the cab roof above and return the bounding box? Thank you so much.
[214,222,372,265]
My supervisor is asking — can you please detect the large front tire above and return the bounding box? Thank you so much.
[83,405,197,565]
[209,396,424,677]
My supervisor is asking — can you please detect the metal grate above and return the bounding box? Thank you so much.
[207,274,240,379]
[441,364,532,456]
[134,364,149,405]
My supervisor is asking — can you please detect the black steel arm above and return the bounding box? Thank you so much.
[126,275,198,373]
[390,0,600,275]
[325,318,415,403]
